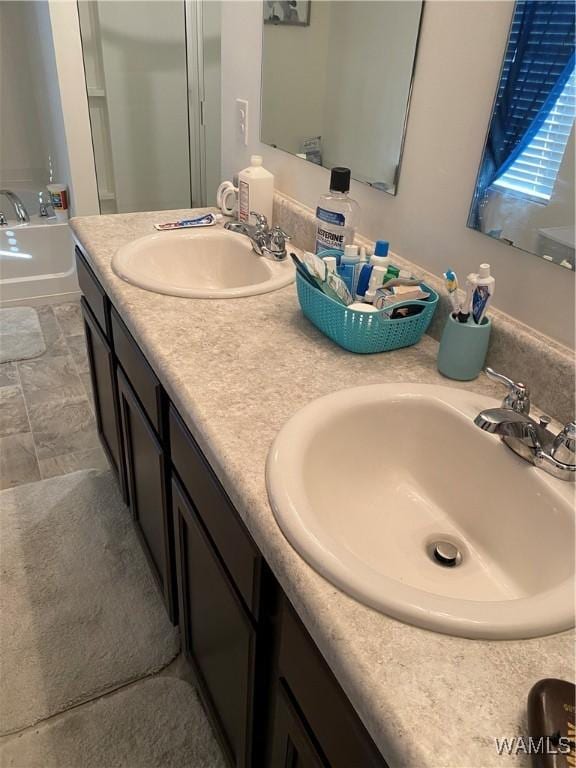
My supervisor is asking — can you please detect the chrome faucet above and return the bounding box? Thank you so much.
[0,190,29,224]
[38,190,54,218]
[224,212,290,261]
[474,367,575,481]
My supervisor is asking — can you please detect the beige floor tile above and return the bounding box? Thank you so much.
[28,398,100,461]
[38,445,110,480]
[65,334,90,374]
[35,305,69,357]
[0,363,19,388]
[52,302,83,337]
[0,386,29,437]
[18,355,85,408]
[0,432,40,489]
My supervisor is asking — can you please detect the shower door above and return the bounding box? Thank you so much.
[77,0,220,214]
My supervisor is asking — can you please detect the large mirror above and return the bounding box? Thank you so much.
[260,1,423,195]
[468,1,575,270]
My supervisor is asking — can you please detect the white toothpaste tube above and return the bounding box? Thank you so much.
[154,212,221,231]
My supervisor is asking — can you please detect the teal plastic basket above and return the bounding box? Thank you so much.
[296,272,439,353]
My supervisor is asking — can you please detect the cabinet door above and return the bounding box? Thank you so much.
[270,680,327,768]
[117,369,176,622]
[81,298,127,502]
[172,476,256,768]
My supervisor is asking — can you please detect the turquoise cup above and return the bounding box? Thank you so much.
[437,315,492,381]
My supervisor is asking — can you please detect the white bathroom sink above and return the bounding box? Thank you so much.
[112,228,294,298]
[266,384,575,639]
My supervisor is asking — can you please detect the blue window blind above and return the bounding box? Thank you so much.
[494,67,575,200]
[491,0,575,201]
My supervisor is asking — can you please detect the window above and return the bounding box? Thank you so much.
[493,66,575,202]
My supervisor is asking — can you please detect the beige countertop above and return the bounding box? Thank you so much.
[71,209,574,768]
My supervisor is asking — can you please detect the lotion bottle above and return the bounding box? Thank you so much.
[238,155,274,225]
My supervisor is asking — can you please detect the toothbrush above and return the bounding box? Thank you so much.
[458,273,478,323]
[443,269,460,318]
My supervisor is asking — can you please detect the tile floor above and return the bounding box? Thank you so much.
[0,301,109,490]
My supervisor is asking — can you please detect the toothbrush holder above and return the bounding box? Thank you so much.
[437,315,492,381]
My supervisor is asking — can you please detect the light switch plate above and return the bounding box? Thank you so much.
[236,98,248,146]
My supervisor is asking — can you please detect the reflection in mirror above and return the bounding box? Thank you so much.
[469,1,575,270]
[260,1,423,195]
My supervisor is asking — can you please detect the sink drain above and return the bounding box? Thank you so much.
[428,540,462,568]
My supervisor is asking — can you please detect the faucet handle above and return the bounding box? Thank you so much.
[271,225,290,241]
[250,212,268,230]
[485,367,531,415]
[551,421,576,464]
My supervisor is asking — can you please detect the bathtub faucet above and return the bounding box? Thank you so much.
[0,190,29,224]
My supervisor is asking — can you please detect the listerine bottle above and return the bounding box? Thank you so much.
[315,167,360,257]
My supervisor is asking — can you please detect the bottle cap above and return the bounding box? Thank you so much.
[250,155,263,166]
[324,256,337,273]
[479,263,491,278]
[342,244,359,263]
[329,167,351,193]
[374,240,389,257]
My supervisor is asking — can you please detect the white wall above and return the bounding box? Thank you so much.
[0,1,70,195]
[0,2,45,188]
[221,0,575,348]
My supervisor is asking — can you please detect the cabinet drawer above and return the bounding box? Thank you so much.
[169,405,261,620]
[111,307,163,436]
[173,476,256,767]
[278,598,387,768]
[75,247,108,335]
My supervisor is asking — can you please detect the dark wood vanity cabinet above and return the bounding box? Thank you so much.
[76,247,176,623]
[117,369,176,622]
[269,598,386,768]
[76,244,388,768]
[80,298,126,501]
[172,476,258,767]
[269,679,326,768]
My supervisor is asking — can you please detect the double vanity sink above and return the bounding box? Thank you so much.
[72,209,574,768]
[111,221,575,641]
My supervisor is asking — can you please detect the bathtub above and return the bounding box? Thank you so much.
[0,214,79,306]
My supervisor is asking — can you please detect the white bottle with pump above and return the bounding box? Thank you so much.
[315,167,359,256]
[238,155,274,224]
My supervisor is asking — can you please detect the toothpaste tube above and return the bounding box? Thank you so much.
[154,212,221,231]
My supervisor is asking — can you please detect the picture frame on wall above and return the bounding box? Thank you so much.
[263,1,311,27]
